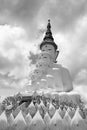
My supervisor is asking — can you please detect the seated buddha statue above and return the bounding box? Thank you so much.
[28,20,73,92]
[39,45,73,92]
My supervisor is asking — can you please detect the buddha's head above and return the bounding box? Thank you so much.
[40,43,59,63]
[39,20,59,63]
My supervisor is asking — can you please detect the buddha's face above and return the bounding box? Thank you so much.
[38,52,51,65]
[41,44,58,62]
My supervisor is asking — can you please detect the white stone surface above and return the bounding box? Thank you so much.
[20,102,28,118]
[25,112,32,126]
[12,105,20,118]
[7,113,14,126]
[28,101,36,117]
[13,110,26,130]
[48,102,55,118]
[58,107,66,119]
[67,107,76,119]
[39,100,46,111]
[0,111,8,130]
[49,109,63,130]
[63,110,71,130]
[0,103,2,115]
[38,100,46,118]
[71,108,87,130]
[29,110,46,130]
[44,112,51,126]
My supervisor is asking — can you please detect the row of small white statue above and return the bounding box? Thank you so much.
[0,108,87,130]
[4,100,85,120]
[14,100,84,119]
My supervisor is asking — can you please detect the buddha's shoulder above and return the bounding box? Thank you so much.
[52,63,69,70]
[52,63,70,75]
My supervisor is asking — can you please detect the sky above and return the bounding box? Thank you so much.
[0,0,87,98]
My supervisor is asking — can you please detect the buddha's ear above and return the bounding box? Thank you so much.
[54,50,59,63]
[55,50,59,60]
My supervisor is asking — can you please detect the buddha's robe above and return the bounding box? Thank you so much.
[47,64,73,92]
[34,63,73,92]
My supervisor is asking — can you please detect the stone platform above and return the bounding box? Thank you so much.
[0,91,87,130]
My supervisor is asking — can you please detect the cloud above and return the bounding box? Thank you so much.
[36,0,87,32]
[0,0,86,40]
[28,51,39,65]
[74,69,87,86]
[0,0,87,40]
[0,25,30,92]
[0,0,45,23]
[0,0,47,40]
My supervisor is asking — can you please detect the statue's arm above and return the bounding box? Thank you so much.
[62,67,73,92]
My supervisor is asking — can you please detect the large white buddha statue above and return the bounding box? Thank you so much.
[28,20,73,92]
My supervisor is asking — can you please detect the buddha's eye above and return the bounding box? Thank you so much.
[54,123,57,126]
[34,123,36,126]
[48,49,51,51]
[77,124,79,127]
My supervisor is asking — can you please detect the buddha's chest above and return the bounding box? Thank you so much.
[47,68,62,80]
[45,68,63,88]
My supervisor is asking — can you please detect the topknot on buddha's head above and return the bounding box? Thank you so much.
[40,20,58,51]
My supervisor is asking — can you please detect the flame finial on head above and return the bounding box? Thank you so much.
[40,20,58,51]
[43,19,54,41]
[47,19,51,30]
